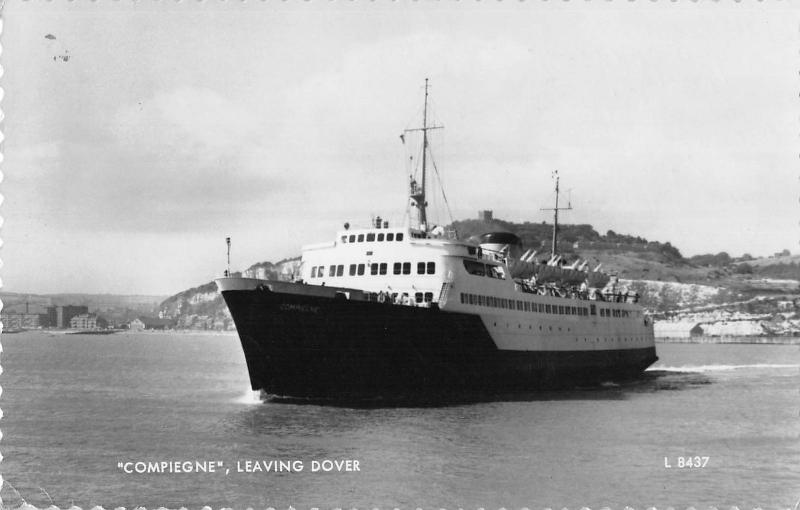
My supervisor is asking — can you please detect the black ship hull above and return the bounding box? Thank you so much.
[220,284,658,401]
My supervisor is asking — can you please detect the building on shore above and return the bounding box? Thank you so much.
[1,312,44,330]
[129,316,175,331]
[47,305,89,328]
[702,320,766,337]
[128,318,146,331]
[69,313,108,330]
[654,320,704,339]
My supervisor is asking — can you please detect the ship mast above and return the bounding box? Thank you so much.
[404,78,442,231]
[540,171,572,258]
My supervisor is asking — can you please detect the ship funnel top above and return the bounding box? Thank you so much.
[469,232,524,261]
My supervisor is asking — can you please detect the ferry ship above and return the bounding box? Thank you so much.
[216,80,657,400]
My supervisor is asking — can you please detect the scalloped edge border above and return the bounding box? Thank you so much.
[0,2,797,510]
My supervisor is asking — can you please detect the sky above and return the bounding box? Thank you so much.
[2,1,798,296]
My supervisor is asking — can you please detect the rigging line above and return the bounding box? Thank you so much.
[428,151,456,228]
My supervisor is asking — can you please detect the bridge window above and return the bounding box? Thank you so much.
[393,262,402,275]
[427,262,436,274]
[517,300,524,311]
[565,306,571,315]
[379,263,387,275]
[460,293,466,303]
[590,304,597,316]
[341,236,347,243]
[387,233,395,241]
[311,267,317,278]
[357,264,365,276]
[349,235,355,243]
[367,233,375,242]
[337,265,344,277]
[463,260,486,276]
[318,266,326,277]
[396,233,404,241]
[402,262,411,275]
[524,302,531,312]
[417,262,426,274]
[377,233,384,241]
[349,264,357,276]
[329,265,336,277]
[415,292,423,303]
[357,234,364,242]
[545,304,551,313]
[371,263,379,275]
[424,292,433,303]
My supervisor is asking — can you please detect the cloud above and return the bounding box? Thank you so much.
[6,88,287,234]
[114,87,265,164]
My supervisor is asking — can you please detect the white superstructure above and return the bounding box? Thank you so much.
[300,222,654,353]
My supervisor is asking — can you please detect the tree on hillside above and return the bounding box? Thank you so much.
[689,252,732,267]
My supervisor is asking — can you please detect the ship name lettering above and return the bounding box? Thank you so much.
[279,304,320,314]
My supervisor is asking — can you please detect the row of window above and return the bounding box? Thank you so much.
[460,292,591,315]
[601,308,631,318]
[340,232,404,244]
[310,261,437,278]
[459,292,631,319]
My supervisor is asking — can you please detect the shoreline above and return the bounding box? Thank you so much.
[656,336,799,345]
[9,328,239,337]
[10,329,799,344]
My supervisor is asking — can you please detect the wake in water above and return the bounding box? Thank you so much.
[234,387,263,405]
[648,363,800,372]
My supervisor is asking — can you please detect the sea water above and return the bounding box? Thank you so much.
[1,331,798,509]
